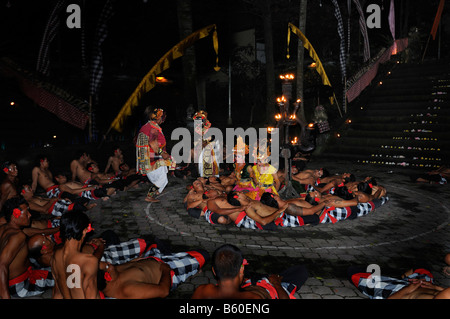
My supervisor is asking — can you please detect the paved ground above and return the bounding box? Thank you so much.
[26,159,449,300]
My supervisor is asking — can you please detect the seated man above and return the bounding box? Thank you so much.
[30,157,99,200]
[1,161,20,217]
[51,211,104,299]
[70,151,92,183]
[104,146,124,176]
[97,246,209,299]
[192,244,308,299]
[0,197,54,298]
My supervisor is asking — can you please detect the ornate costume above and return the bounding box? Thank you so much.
[193,111,220,178]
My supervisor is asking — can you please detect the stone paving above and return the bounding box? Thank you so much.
[25,159,450,299]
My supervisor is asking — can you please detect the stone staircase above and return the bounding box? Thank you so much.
[318,60,450,169]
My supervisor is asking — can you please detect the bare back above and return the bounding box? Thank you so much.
[51,245,100,299]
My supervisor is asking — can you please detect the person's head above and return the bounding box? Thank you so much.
[342,173,356,183]
[357,181,373,195]
[203,189,220,200]
[118,163,128,172]
[259,192,279,208]
[145,106,166,124]
[2,161,18,177]
[333,185,353,200]
[87,162,99,173]
[2,196,31,225]
[60,211,92,242]
[74,150,89,161]
[28,233,55,260]
[35,155,49,169]
[112,147,122,156]
[226,191,241,207]
[20,184,33,199]
[305,190,321,206]
[212,244,248,282]
[54,173,68,184]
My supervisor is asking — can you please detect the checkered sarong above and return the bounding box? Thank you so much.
[141,247,207,290]
[351,269,434,299]
[101,239,147,265]
[49,199,73,217]
[9,267,54,298]
[320,197,389,224]
[275,212,303,227]
[46,185,61,198]
[234,211,263,230]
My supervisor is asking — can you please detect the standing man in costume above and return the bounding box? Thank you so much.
[136,107,175,203]
[193,111,220,178]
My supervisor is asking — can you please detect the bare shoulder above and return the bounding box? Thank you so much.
[192,284,218,299]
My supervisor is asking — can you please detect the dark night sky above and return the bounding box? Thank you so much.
[0,0,447,153]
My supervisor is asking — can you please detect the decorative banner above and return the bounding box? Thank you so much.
[109,24,220,133]
[36,0,67,76]
[287,23,331,87]
[1,58,89,129]
[431,0,445,40]
[330,0,347,81]
[89,0,115,97]
[389,0,395,40]
[353,0,370,62]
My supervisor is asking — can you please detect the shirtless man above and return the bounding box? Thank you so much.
[20,185,94,217]
[51,211,105,299]
[192,244,307,299]
[97,244,208,299]
[292,167,326,186]
[104,146,124,175]
[70,151,91,183]
[184,182,229,224]
[1,161,19,215]
[31,156,53,193]
[348,265,449,299]
[0,197,54,298]
[29,156,97,200]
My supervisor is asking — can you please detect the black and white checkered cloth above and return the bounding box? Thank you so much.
[331,0,347,81]
[141,247,207,290]
[352,269,434,299]
[353,0,371,61]
[234,211,263,230]
[89,0,115,97]
[320,197,389,224]
[8,267,54,298]
[36,0,67,76]
[101,239,147,265]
